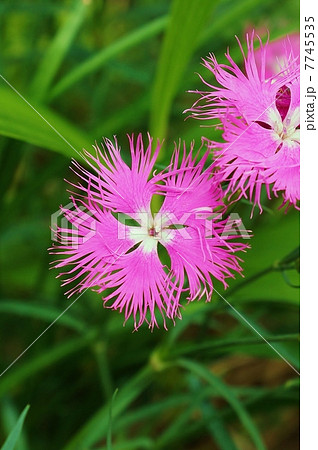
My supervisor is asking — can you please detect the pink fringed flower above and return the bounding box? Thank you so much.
[188,32,300,212]
[51,134,248,329]
[254,32,299,78]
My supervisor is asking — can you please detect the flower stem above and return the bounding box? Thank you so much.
[93,341,113,400]
[227,265,273,298]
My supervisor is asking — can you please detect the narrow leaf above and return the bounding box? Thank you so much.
[29,0,89,102]
[0,300,86,332]
[49,16,168,100]
[64,366,152,450]
[0,85,92,157]
[0,333,96,397]
[1,405,30,450]
[150,0,217,142]
[177,359,266,450]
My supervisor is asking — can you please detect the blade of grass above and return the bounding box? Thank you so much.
[49,15,168,101]
[29,0,89,102]
[0,300,86,333]
[63,366,152,450]
[0,332,96,397]
[225,308,300,371]
[0,405,29,450]
[0,399,29,450]
[155,384,237,449]
[0,86,92,157]
[172,334,300,358]
[203,401,238,450]
[113,438,153,450]
[93,341,113,400]
[149,0,217,144]
[177,359,266,450]
[106,389,118,450]
[114,386,218,431]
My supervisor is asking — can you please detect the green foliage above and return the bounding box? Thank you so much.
[0,0,299,448]
[0,405,29,450]
[177,359,266,449]
[0,86,92,157]
[150,0,217,143]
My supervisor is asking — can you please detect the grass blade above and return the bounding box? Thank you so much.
[64,366,152,450]
[0,85,92,157]
[49,15,168,100]
[0,332,96,397]
[177,359,266,450]
[0,405,29,450]
[0,399,29,450]
[0,300,86,333]
[29,0,89,102]
[106,389,118,450]
[149,0,217,142]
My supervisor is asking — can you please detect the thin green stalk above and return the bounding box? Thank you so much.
[93,341,113,400]
[176,359,266,450]
[227,246,300,298]
[0,331,97,397]
[49,16,168,100]
[63,365,153,450]
[29,0,89,102]
[172,334,300,357]
[106,389,118,450]
[227,266,274,298]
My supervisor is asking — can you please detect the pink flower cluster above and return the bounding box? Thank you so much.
[51,32,299,329]
[189,32,300,211]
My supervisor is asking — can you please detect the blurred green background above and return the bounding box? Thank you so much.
[0,0,299,449]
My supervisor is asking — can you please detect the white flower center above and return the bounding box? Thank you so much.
[129,212,172,253]
[270,107,300,146]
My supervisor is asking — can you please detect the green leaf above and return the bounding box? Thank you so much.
[201,398,238,450]
[0,405,29,450]
[0,333,96,397]
[227,210,300,304]
[172,334,300,358]
[177,359,266,450]
[49,15,168,100]
[113,438,153,450]
[64,366,152,450]
[225,309,300,372]
[29,0,89,102]
[106,389,118,450]
[0,399,28,450]
[0,85,92,157]
[154,386,224,448]
[149,0,217,142]
[0,300,86,333]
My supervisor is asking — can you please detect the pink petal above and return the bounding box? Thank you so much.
[100,246,179,330]
[164,225,247,305]
[51,199,136,296]
[69,133,164,215]
[159,142,224,227]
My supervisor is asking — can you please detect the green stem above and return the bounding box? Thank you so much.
[0,331,97,397]
[227,266,273,298]
[49,15,168,100]
[93,341,113,401]
[171,333,300,357]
